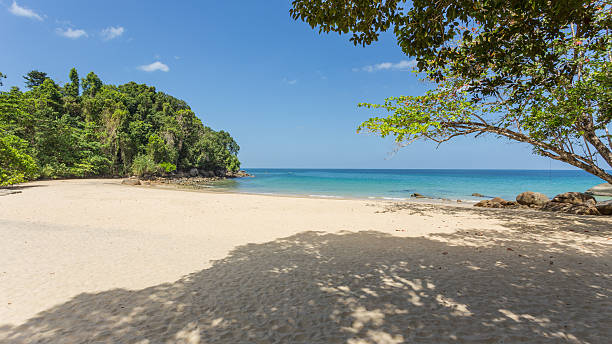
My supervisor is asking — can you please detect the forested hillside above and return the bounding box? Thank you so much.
[0,69,240,186]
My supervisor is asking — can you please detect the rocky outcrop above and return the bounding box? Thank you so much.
[550,192,596,206]
[596,200,612,215]
[475,197,520,208]
[199,170,215,178]
[540,192,600,215]
[411,193,426,198]
[473,191,610,216]
[541,202,600,215]
[227,170,253,178]
[586,183,612,197]
[148,169,253,187]
[121,177,141,186]
[516,191,549,206]
[471,193,486,197]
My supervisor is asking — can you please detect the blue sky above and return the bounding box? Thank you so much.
[1,0,571,169]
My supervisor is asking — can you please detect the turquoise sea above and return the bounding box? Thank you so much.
[208,169,610,201]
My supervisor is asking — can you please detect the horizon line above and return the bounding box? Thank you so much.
[241,167,604,171]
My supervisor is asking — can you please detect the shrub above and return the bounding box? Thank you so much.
[158,162,177,173]
[131,154,157,177]
[0,135,38,185]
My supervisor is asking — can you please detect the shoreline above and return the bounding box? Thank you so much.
[136,178,480,205]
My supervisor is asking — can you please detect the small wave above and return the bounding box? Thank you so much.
[308,194,341,198]
[367,196,408,201]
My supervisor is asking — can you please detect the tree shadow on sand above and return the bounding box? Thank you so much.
[1,209,611,343]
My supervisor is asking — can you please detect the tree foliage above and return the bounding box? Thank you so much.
[0,134,38,186]
[0,69,241,185]
[23,70,48,89]
[292,0,612,182]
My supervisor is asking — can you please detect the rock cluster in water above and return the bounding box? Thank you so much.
[475,191,612,216]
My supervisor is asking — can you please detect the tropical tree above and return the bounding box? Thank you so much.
[0,134,38,186]
[23,70,48,89]
[0,84,38,185]
[291,0,612,182]
[81,72,102,97]
[65,68,80,98]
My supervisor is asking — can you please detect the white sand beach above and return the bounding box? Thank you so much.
[1,179,611,343]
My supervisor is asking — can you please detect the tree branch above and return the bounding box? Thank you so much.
[436,120,612,182]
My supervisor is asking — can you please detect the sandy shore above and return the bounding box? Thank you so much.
[1,179,611,343]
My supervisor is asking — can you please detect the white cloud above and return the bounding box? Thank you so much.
[101,26,124,40]
[283,78,297,85]
[138,61,169,72]
[56,27,88,39]
[9,1,43,21]
[353,59,417,72]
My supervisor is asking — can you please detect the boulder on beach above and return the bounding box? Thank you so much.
[541,202,600,216]
[474,197,517,208]
[596,200,612,216]
[121,178,141,186]
[473,190,608,216]
[539,192,600,215]
[189,168,199,177]
[551,192,596,206]
[586,183,612,197]
[516,191,549,206]
[471,193,486,197]
[411,193,426,198]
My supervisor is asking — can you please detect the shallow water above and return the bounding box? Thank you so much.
[208,169,609,201]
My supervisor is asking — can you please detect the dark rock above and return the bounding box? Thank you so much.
[121,178,141,186]
[491,197,514,205]
[189,168,199,177]
[411,193,426,198]
[586,183,612,197]
[471,193,486,197]
[596,200,612,215]
[516,191,549,206]
[541,201,600,215]
[474,197,518,208]
[551,192,596,206]
[227,170,253,178]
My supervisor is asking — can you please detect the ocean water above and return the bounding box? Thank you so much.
[209,169,609,201]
